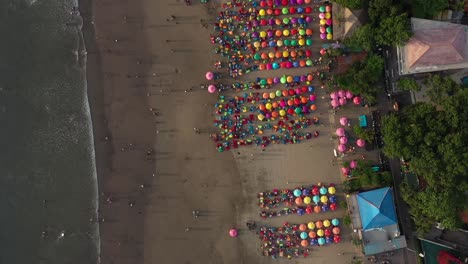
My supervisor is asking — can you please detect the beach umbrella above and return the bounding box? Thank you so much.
[308,222,315,230]
[320,19,326,26]
[324,228,332,236]
[257,114,265,121]
[316,221,323,229]
[320,33,326,39]
[325,236,333,244]
[295,107,302,114]
[319,6,325,12]
[339,97,347,105]
[327,33,333,40]
[345,90,354,99]
[323,220,331,227]
[306,205,313,214]
[262,92,269,99]
[317,229,324,237]
[330,91,338,99]
[299,224,307,231]
[302,189,310,196]
[311,186,319,195]
[336,128,345,137]
[319,13,325,19]
[337,90,345,97]
[320,186,327,195]
[259,9,266,16]
[279,109,286,117]
[334,235,341,243]
[295,197,303,205]
[325,12,331,19]
[300,231,308,240]
[339,117,348,126]
[265,103,272,110]
[326,19,332,25]
[310,238,318,246]
[310,104,317,111]
[280,76,286,84]
[312,195,320,204]
[333,227,340,235]
[326,26,332,33]
[320,48,327,56]
[353,96,361,105]
[350,160,357,169]
[293,189,301,197]
[301,239,309,247]
[304,196,311,204]
[314,205,321,213]
[282,7,288,14]
[330,203,337,211]
[305,6,312,13]
[329,196,337,203]
[328,186,336,195]
[259,104,266,111]
[332,218,340,226]
[271,111,279,118]
[205,72,214,80]
[309,231,316,238]
[331,99,339,108]
[326,5,332,12]
[320,195,328,203]
[320,26,326,34]
[356,139,366,147]
[208,85,216,94]
[339,137,348,144]
[310,94,316,101]
[297,208,305,216]
[338,144,346,152]
[322,204,329,212]
[229,228,238,237]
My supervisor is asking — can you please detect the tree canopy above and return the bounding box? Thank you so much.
[332,0,367,9]
[407,0,448,19]
[381,78,468,232]
[397,78,421,91]
[375,13,412,47]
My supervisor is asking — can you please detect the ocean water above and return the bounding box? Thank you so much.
[0,0,99,264]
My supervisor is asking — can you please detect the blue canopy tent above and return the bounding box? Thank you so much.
[357,187,397,230]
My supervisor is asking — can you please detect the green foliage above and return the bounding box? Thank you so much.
[380,171,393,186]
[407,0,448,18]
[336,54,384,102]
[353,125,374,142]
[339,200,348,209]
[332,0,367,9]
[368,0,401,25]
[375,13,412,46]
[344,178,362,193]
[382,83,468,233]
[343,24,375,51]
[343,215,352,225]
[398,77,421,91]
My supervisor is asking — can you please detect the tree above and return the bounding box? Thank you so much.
[425,74,460,104]
[375,13,412,46]
[398,78,421,91]
[353,125,374,142]
[368,0,401,25]
[344,24,375,51]
[332,0,367,9]
[408,0,448,18]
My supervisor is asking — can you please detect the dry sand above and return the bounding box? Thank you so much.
[82,0,366,263]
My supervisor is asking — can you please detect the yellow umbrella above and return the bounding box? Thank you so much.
[259,9,266,16]
[279,109,286,116]
[304,196,311,204]
[317,229,324,237]
[268,52,275,59]
[320,19,326,25]
[323,219,331,227]
[269,92,276,99]
[320,195,328,203]
[257,114,265,121]
[328,186,336,194]
[283,29,290,37]
[298,39,305,46]
[307,222,315,230]
[277,40,283,47]
[260,31,267,38]
[254,41,260,48]
[282,51,289,58]
[265,103,272,110]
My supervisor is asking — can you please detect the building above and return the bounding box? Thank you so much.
[348,187,407,255]
[396,18,468,75]
[332,4,367,40]
[419,226,468,264]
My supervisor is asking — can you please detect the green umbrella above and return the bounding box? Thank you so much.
[306,39,312,46]
[299,29,305,36]
[319,6,325,12]
[254,53,261,60]
[284,39,291,46]
[295,107,302,114]
[291,39,298,46]
[306,60,312,66]
[282,8,288,15]
[260,79,267,85]
[326,27,333,33]
[283,18,289,24]
[276,90,282,97]
[280,76,286,84]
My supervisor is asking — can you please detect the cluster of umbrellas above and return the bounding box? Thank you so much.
[330,90,362,109]
[318,5,333,40]
[257,220,341,259]
[335,124,366,154]
[341,160,358,177]
[259,184,339,218]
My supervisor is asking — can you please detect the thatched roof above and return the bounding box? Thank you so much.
[332,4,367,40]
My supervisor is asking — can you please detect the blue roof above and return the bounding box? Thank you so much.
[357,187,397,230]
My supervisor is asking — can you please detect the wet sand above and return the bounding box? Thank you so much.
[82,0,362,263]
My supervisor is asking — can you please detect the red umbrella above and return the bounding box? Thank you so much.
[306,205,313,214]
[324,228,331,236]
[311,186,319,195]
[330,203,337,211]
[334,235,341,243]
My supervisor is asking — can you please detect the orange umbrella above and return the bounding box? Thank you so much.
[272,102,279,108]
[275,30,282,37]
[299,224,307,231]
[315,220,323,229]
[309,231,316,238]
[258,64,266,70]
[261,53,268,60]
[271,111,278,118]
[259,104,266,111]
[295,197,303,205]
[314,205,321,213]
[275,51,282,59]
[301,239,309,247]
[262,93,269,99]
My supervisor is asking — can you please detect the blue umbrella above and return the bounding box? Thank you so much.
[300,232,308,240]
[312,195,320,204]
[293,189,302,197]
[297,208,305,216]
[322,204,329,212]
[269,41,275,47]
[308,86,315,92]
[318,237,325,245]
[325,236,333,244]
[332,218,340,226]
[296,7,304,14]
[329,195,337,203]
[292,61,299,68]
[293,76,300,82]
[302,189,310,196]
[310,238,318,246]
[320,186,327,195]
[272,62,279,69]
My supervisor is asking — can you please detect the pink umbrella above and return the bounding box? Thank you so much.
[350,160,357,169]
[208,85,216,93]
[353,96,361,105]
[229,228,238,237]
[320,48,327,55]
[326,19,332,25]
[320,33,326,39]
[338,97,346,105]
[335,127,345,137]
[330,92,338,99]
[309,94,316,101]
[356,139,366,147]
[205,71,214,80]
[345,90,353,99]
[341,167,350,175]
[331,99,339,108]
[337,90,345,97]
[339,137,348,144]
[339,117,348,126]
[338,144,346,152]
[319,13,325,19]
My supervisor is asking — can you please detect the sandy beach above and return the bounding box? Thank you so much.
[82,0,361,263]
